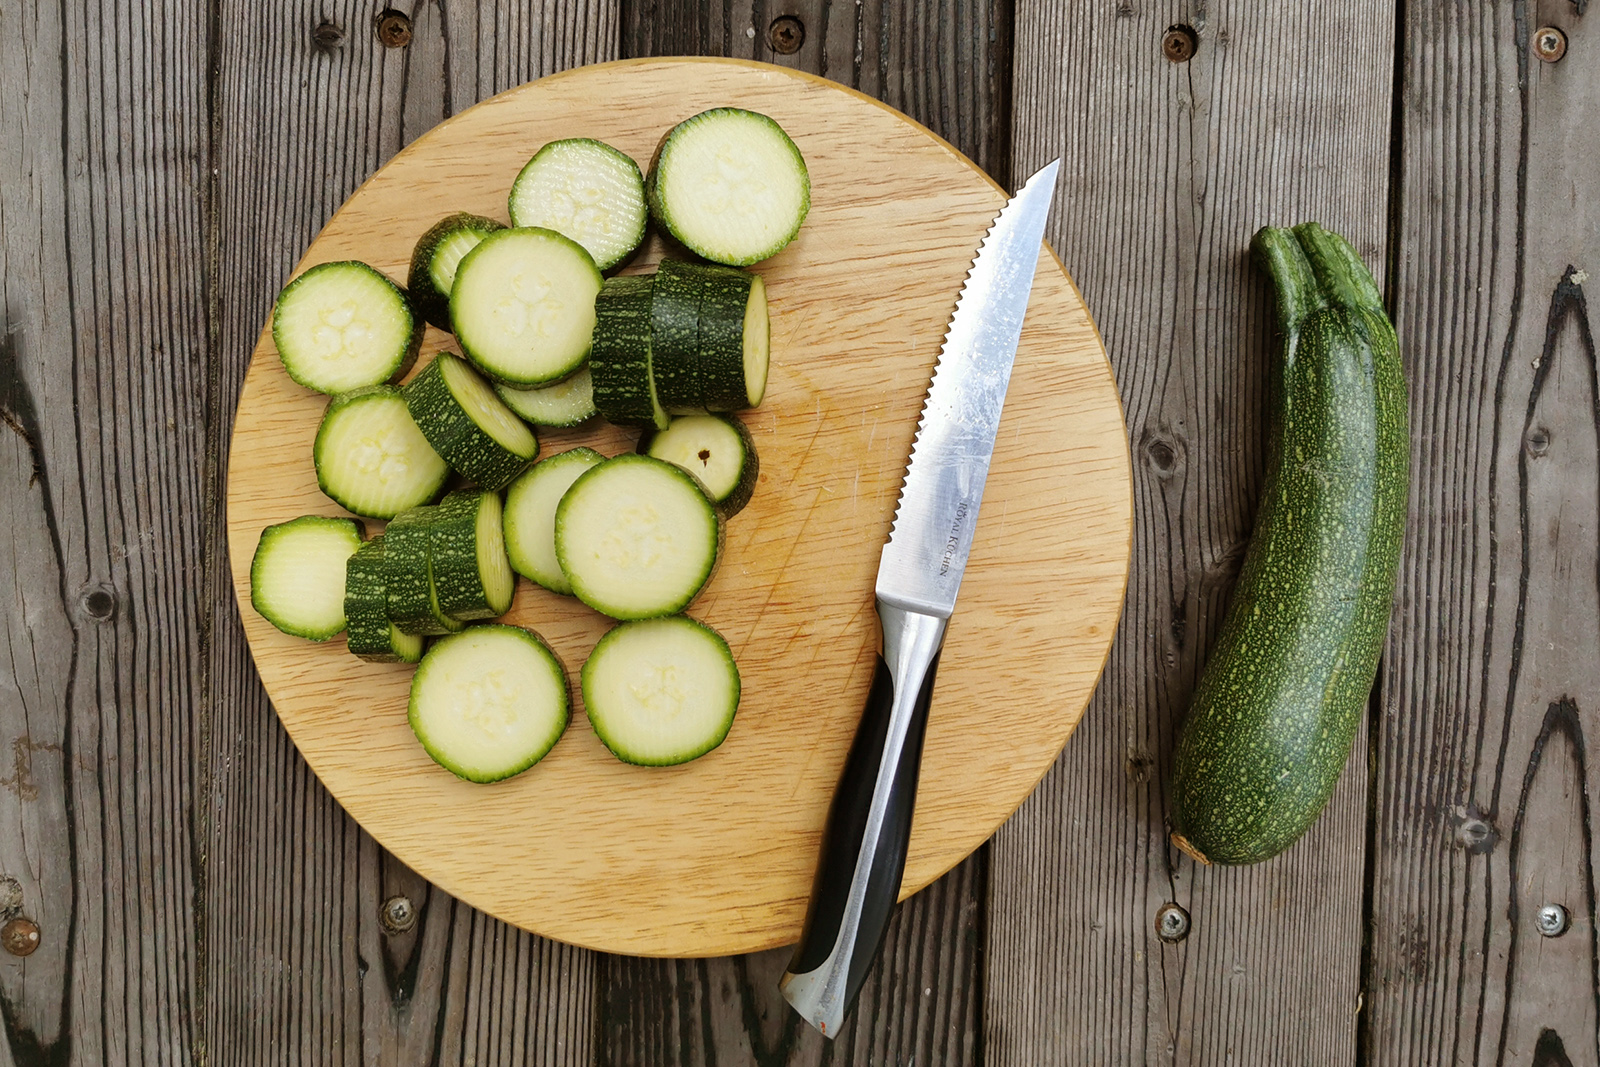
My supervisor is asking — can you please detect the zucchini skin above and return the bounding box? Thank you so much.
[1169,223,1409,866]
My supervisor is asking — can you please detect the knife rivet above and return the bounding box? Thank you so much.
[1155,902,1190,942]
[1536,904,1570,937]
[1162,25,1198,63]
[380,895,417,935]
[768,15,805,55]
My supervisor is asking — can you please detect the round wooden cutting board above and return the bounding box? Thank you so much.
[226,58,1132,958]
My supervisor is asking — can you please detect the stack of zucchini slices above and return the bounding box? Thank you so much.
[249,107,807,781]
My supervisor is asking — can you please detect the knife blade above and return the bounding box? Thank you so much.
[778,159,1062,1037]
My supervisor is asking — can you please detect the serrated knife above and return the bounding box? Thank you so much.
[779,159,1062,1036]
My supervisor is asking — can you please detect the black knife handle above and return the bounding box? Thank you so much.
[778,600,947,1037]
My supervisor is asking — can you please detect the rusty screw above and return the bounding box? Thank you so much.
[768,15,805,55]
[2,918,40,957]
[1533,26,1567,62]
[1162,25,1198,63]
[380,895,417,935]
[1155,902,1190,942]
[375,9,413,49]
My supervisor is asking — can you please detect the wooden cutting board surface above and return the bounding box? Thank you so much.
[226,57,1131,958]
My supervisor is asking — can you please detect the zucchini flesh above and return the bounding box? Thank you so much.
[403,354,538,491]
[581,616,740,766]
[554,454,722,620]
[314,385,450,519]
[409,625,569,783]
[250,515,365,641]
[508,139,648,272]
[589,275,669,429]
[272,261,421,394]
[1169,222,1409,866]
[495,366,597,428]
[407,213,505,330]
[450,227,602,386]
[647,108,810,267]
[429,489,516,621]
[344,536,426,662]
[503,447,606,595]
[639,413,758,518]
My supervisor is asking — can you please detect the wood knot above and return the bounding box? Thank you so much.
[311,21,344,50]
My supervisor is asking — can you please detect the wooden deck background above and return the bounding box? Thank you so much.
[1,0,1595,1063]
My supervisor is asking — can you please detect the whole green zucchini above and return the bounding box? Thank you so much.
[1169,223,1409,865]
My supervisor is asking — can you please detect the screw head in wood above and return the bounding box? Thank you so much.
[2,918,40,957]
[1163,26,1198,63]
[1533,27,1566,62]
[381,895,416,935]
[768,15,805,55]
[1536,904,1569,937]
[1155,902,1190,942]
[375,10,413,49]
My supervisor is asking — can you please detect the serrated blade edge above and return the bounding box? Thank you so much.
[874,159,1061,616]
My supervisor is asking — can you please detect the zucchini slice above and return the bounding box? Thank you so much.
[272,261,422,394]
[429,489,516,621]
[696,267,769,410]
[503,447,606,595]
[554,454,722,620]
[250,515,365,641]
[344,536,426,663]
[647,108,810,266]
[639,413,758,518]
[589,275,668,430]
[495,366,596,428]
[407,213,505,330]
[450,227,602,386]
[409,625,570,783]
[403,353,539,491]
[581,616,740,766]
[384,507,466,636]
[314,385,450,519]
[649,260,706,414]
[508,139,648,272]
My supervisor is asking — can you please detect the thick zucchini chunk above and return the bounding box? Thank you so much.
[402,353,538,491]
[429,489,516,621]
[383,506,466,637]
[344,536,426,663]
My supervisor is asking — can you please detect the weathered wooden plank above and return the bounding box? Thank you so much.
[602,2,1007,1062]
[991,2,1396,1064]
[206,3,614,1063]
[0,0,210,1062]
[1366,2,1600,1062]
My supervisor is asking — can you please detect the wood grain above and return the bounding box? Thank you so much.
[206,3,613,1063]
[991,2,1396,1064]
[613,5,1014,1059]
[0,1,209,1062]
[1365,1,1600,1062]
[224,58,1129,958]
